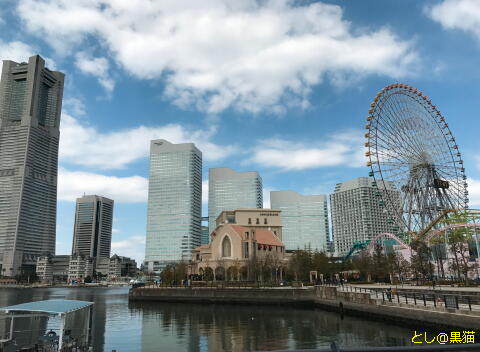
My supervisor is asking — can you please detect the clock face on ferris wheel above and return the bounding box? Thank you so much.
[365,83,468,235]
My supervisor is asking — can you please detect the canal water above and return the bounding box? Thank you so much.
[0,287,416,351]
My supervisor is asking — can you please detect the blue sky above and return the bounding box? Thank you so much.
[1,0,480,264]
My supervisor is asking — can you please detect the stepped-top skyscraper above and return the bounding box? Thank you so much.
[72,195,114,259]
[330,177,400,256]
[270,190,329,251]
[145,140,202,273]
[208,168,263,236]
[0,55,64,276]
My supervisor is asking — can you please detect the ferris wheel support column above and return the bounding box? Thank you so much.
[444,229,448,268]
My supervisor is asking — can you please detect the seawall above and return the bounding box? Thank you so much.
[129,285,480,330]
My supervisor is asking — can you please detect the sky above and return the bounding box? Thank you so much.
[1,0,480,264]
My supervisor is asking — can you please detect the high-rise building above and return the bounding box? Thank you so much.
[145,140,202,273]
[330,177,400,257]
[270,190,329,251]
[0,55,64,276]
[208,168,262,235]
[200,216,209,244]
[201,226,209,245]
[71,195,114,259]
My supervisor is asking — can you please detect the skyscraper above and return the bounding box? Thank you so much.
[71,195,114,259]
[208,168,262,235]
[270,190,329,251]
[330,177,400,256]
[0,55,64,276]
[145,139,202,273]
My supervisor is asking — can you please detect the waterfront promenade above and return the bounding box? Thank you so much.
[348,283,480,293]
[129,284,480,330]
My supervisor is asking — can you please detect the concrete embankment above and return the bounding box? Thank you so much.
[129,285,480,330]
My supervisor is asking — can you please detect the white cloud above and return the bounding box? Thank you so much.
[111,235,146,265]
[63,97,86,116]
[0,40,35,72]
[468,178,480,208]
[17,0,417,114]
[202,180,209,205]
[60,113,237,169]
[249,129,364,171]
[263,187,271,208]
[75,51,115,94]
[58,167,148,203]
[427,0,480,39]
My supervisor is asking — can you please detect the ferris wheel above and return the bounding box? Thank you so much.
[365,83,468,237]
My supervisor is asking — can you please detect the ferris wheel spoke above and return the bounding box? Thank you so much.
[374,96,424,156]
[375,97,427,160]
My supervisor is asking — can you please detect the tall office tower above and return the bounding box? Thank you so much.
[0,55,64,276]
[270,190,329,251]
[208,168,262,235]
[71,195,114,259]
[145,140,202,273]
[330,177,400,257]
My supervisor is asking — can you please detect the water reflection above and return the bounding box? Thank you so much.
[131,302,411,352]
[0,288,414,351]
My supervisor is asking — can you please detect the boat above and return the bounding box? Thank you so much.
[0,299,93,351]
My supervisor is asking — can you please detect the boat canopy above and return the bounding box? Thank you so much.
[0,299,94,350]
[0,299,93,315]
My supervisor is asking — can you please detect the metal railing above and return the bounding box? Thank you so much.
[341,286,480,311]
[142,280,287,289]
[264,343,480,352]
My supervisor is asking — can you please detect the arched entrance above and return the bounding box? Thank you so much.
[215,267,225,281]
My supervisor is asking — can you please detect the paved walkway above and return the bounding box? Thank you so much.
[338,285,480,313]
[347,283,480,293]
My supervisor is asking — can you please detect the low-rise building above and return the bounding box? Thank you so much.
[36,255,53,282]
[67,253,94,283]
[97,254,137,280]
[36,255,72,283]
[52,255,70,282]
[190,209,286,281]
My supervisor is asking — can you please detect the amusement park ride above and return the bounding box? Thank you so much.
[345,83,479,261]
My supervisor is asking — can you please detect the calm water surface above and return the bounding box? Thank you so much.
[0,287,416,351]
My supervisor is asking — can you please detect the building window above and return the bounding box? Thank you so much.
[245,232,249,239]
[273,231,277,236]
[264,218,267,225]
[244,242,249,258]
[222,236,232,257]
[256,218,260,224]
[248,218,252,224]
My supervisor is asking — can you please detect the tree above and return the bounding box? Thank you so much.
[441,211,478,284]
[174,261,188,283]
[287,250,312,281]
[160,266,174,284]
[389,251,410,282]
[371,245,389,282]
[410,239,434,284]
[312,251,332,277]
[204,267,214,281]
[353,251,373,282]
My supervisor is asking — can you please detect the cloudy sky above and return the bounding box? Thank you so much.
[1,0,480,264]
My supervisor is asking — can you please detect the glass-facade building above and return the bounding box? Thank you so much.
[0,55,64,276]
[145,140,202,273]
[270,191,329,251]
[330,177,400,256]
[208,168,262,235]
[72,195,114,259]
